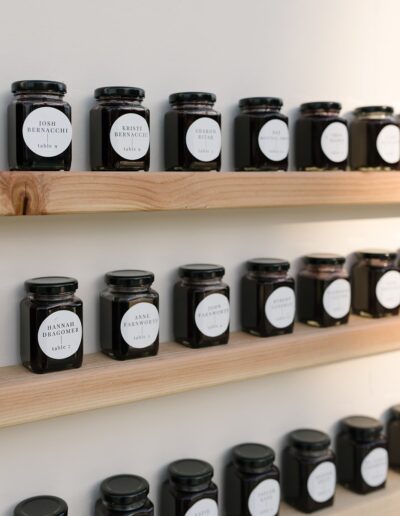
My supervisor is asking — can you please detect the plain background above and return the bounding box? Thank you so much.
[1,0,400,513]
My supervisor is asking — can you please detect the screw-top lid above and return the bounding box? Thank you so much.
[391,405,400,420]
[169,92,216,105]
[304,253,346,265]
[105,270,154,287]
[12,80,67,95]
[300,101,341,112]
[232,443,275,473]
[247,258,290,273]
[354,106,394,115]
[178,264,225,280]
[14,496,68,516]
[289,429,331,451]
[356,249,397,260]
[25,277,78,295]
[239,97,283,109]
[94,86,145,99]
[168,459,213,490]
[100,474,149,507]
[341,416,383,441]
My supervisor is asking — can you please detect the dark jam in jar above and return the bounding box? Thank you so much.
[350,106,400,170]
[90,86,150,171]
[351,249,400,318]
[337,416,388,494]
[224,443,280,516]
[297,254,351,327]
[162,459,218,516]
[8,80,72,171]
[173,264,230,348]
[165,92,221,171]
[282,429,336,513]
[387,405,400,468]
[14,496,68,516]
[234,97,289,171]
[241,258,295,337]
[20,277,83,374]
[95,474,154,516]
[100,270,159,360]
[295,102,348,171]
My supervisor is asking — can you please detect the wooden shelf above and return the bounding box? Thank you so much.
[1,170,400,215]
[1,315,400,428]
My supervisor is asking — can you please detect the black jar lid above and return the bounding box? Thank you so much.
[354,105,394,115]
[25,277,78,295]
[356,249,397,260]
[304,253,345,265]
[178,264,225,280]
[300,101,341,112]
[239,97,283,109]
[289,429,331,451]
[247,258,290,273]
[168,459,213,489]
[12,80,67,94]
[105,270,154,287]
[341,415,383,441]
[94,86,145,99]
[14,496,68,516]
[232,443,275,473]
[169,92,216,105]
[391,405,400,419]
[100,474,149,506]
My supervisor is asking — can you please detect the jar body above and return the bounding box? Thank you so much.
[95,498,154,516]
[388,418,400,468]
[161,481,218,516]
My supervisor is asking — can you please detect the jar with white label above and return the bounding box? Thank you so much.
[350,106,400,170]
[162,459,218,516]
[351,249,400,318]
[282,429,336,513]
[174,264,230,348]
[387,404,400,468]
[14,496,68,516]
[20,277,83,373]
[295,102,348,171]
[90,86,150,171]
[241,258,295,337]
[100,270,159,360]
[337,416,388,494]
[297,253,351,327]
[235,97,289,171]
[225,443,280,516]
[8,80,72,171]
[95,474,154,516]
[165,92,221,171]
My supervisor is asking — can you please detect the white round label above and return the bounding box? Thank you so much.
[120,302,159,348]
[322,279,351,319]
[376,124,400,164]
[22,107,72,157]
[321,122,348,163]
[361,448,388,487]
[307,462,336,503]
[248,479,280,516]
[109,113,150,160]
[186,117,221,162]
[38,310,82,359]
[265,286,295,329]
[258,119,289,161]
[184,498,218,516]
[195,293,230,337]
[376,270,400,309]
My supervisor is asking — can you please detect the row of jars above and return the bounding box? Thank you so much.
[8,80,400,172]
[12,408,400,515]
[21,249,400,374]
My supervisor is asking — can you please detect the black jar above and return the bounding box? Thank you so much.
[95,474,154,516]
[351,249,400,318]
[282,429,336,513]
[8,80,72,171]
[14,496,68,516]
[225,443,280,516]
[297,254,351,327]
[235,97,289,171]
[162,459,218,516]
[100,270,159,360]
[173,264,230,348]
[337,416,388,494]
[350,106,400,170]
[20,277,83,373]
[387,405,400,468]
[295,102,348,171]
[241,258,295,337]
[90,86,150,171]
[165,92,221,171]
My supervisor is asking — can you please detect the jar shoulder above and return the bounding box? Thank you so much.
[100,288,159,302]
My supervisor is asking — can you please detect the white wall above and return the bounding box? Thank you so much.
[0,0,400,513]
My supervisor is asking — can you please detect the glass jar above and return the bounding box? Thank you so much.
[350,106,400,170]
[14,496,68,516]
[225,443,280,516]
[241,258,295,337]
[100,270,159,360]
[297,254,351,327]
[282,429,336,513]
[8,80,72,171]
[162,459,218,516]
[234,97,289,171]
[351,249,400,318]
[164,92,221,171]
[387,405,400,468]
[90,86,150,171]
[95,474,154,516]
[20,277,83,373]
[173,264,230,348]
[336,416,388,494]
[295,102,348,171]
